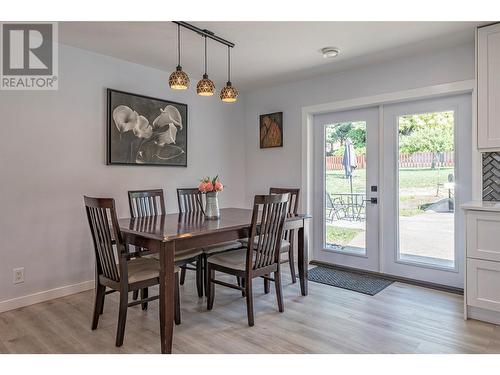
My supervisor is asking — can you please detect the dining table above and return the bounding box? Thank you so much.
[118,207,311,354]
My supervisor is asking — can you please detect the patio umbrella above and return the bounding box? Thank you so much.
[342,138,357,192]
[342,138,357,218]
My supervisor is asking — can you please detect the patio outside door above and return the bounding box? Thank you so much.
[381,94,471,287]
[313,107,380,271]
[312,94,471,288]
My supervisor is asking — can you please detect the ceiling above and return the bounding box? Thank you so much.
[59,22,482,91]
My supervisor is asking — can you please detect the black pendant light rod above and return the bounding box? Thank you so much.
[177,24,181,66]
[204,36,208,74]
[173,21,235,48]
[227,46,231,81]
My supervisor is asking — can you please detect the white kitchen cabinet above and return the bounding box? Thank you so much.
[466,210,500,262]
[467,258,500,313]
[478,23,500,150]
[463,202,500,324]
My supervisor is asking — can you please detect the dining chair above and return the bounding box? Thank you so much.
[128,189,165,302]
[175,188,206,296]
[177,187,205,214]
[206,193,290,326]
[128,189,205,298]
[270,187,300,285]
[177,188,242,296]
[239,187,300,289]
[129,189,158,301]
[128,189,165,217]
[84,196,181,347]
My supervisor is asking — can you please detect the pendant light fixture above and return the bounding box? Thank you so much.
[220,46,238,103]
[169,24,190,90]
[196,36,216,96]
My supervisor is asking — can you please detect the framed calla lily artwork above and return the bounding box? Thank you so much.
[107,89,188,167]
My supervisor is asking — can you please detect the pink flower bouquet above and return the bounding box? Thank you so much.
[199,176,223,219]
[198,175,224,193]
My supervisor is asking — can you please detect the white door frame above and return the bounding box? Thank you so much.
[301,79,478,270]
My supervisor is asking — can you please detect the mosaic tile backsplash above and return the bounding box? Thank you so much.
[483,152,500,201]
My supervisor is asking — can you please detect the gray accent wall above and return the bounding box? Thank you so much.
[483,152,500,201]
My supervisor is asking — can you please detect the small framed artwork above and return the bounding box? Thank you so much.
[107,88,188,167]
[259,111,283,149]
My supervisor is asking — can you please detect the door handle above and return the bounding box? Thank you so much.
[370,197,378,204]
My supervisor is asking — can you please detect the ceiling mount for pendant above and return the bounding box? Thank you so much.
[173,21,235,48]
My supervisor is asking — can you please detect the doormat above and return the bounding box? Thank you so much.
[307,266,394,296]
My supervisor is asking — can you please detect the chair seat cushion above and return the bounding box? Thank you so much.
[239,238,290,253]
[208,249,253,271]
[126,258,180,284]
[175,247,204,262]
[203,241,243,255]
[148,247,203,263]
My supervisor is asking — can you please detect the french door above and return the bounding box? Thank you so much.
[313,107,380,271]
[313,94,471,288]
[381,94,471,287]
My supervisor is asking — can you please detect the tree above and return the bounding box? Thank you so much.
[399,111,454,169]
[399,126,453,154]
[325,121,367,156]
[399,111,454,136]
[348,126,366,149]
[326,122,352,145]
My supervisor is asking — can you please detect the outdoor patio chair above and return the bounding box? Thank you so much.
[325,193,346,222]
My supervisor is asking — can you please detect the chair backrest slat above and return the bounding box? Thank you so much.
[84,196,123,282]
[269,188,300,241]
[128,189,166,218]
[93,207,111,277]
[177,188,204,213]
[246,193,289,271]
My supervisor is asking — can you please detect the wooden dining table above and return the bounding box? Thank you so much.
[118,207,310,354]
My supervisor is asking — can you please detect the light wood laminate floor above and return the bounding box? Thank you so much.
[1,269,500,354]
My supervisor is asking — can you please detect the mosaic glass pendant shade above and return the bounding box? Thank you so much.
[197,73,215,96]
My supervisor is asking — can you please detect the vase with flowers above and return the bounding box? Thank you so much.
[199,175,224,219]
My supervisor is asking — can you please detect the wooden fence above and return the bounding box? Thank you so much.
[326,151,454,171]
[326,155,366,170]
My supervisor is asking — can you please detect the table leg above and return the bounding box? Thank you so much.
[159,241,175,354]
[297,224,308,296]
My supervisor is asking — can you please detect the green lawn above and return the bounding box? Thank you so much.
[326,226,363,247]
[325,167,453,194]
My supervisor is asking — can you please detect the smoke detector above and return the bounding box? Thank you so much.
[321,47,340,58]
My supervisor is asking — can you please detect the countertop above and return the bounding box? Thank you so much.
[461,201,500,212]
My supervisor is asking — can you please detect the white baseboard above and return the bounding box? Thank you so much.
[0,280,94,313]
[467,305,500,326]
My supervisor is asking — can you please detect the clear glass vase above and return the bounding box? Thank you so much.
[205,191,220,219]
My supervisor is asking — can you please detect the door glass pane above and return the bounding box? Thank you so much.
[324,121,367,255]
[397,111,455,268]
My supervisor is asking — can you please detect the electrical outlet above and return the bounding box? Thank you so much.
[13,267,24,284]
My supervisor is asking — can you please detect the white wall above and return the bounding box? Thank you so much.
[242,43,475,204]
[0,44,246,304]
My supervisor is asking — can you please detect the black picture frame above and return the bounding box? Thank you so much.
[106,88,188,167]
[259,111,283,149]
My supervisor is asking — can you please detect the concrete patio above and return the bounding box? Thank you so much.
[328,211,454,266]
